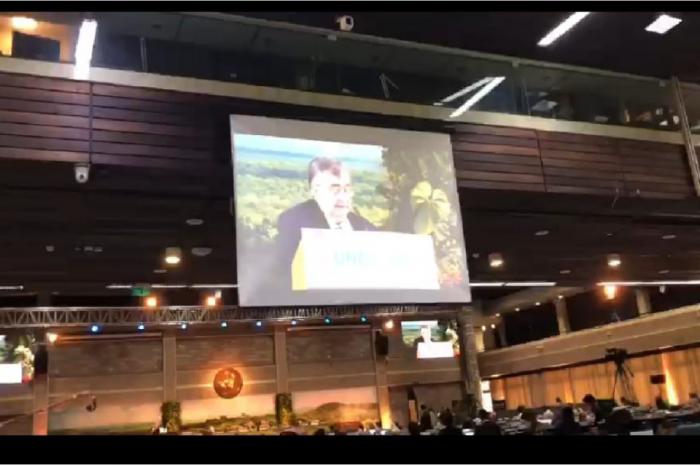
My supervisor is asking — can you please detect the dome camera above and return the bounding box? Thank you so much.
[74,163,90,184]
[336,15,354,32]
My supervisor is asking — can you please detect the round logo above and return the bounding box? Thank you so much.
[213,368,243,399]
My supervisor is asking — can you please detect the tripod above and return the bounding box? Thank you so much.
[611,359,636,403]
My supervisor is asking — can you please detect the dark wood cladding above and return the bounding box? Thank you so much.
[0,71,691,200]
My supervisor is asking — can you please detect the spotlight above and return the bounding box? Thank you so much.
[557,295,564,300]
[481,325,487,332]
[360,315,368,323]
[89,324,100,333]
[515,307,520,312]
[220,321,228,328]
[604,285,617,300]
[535,302,541,306]
[291,319,298,326]
[607,254,621,268]
[255,320,263,328]
[46,332,58,344]
[145,296,158,308]
[180,323,188,330]
[488,253,504,268]
[137,323,145,331]
[490,324,496,330]
[206,295,218,307]
[383,319,395,331]
[324,317,332,325]
[165,247,182,265]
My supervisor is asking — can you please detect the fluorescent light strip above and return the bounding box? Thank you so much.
[151,284,188,289]
[470,282,505,287]
[645,14,682,34]
[74,19,97,80]
[504,282,557,287]
[598,280,700,287]
[105,284,133,289]
[449,77,505,118]
[537,12,591,47]
[0,285,23,291]
[190,284,238,289]
[440,77,494,104]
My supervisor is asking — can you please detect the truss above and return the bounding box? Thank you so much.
[0,304,463,328]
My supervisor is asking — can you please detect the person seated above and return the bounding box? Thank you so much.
[582,394,604,424]
[605,408,633,435]
[655,396,670,411]
[407,421,421,436]
[552,406,582,436]
[437,410,462,436]
[474,409,502,436]
[688,393,700,409]
[313,428,326,436]
[419,404,432,432]
[514,405,526,419]
[656,419,676,436]
[520,409,544,435]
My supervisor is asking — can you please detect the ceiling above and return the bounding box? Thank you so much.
[235,11,700,82]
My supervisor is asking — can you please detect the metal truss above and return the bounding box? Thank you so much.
[0,304,461,329]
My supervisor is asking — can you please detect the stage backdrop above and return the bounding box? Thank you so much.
[231,115,470,307]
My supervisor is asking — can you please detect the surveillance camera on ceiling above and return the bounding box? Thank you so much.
[74,163,90,184]
[336,15,354,32]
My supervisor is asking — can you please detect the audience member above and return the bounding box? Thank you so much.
[313,428,326,436]
[474,409,502,435]
[689,392,700,409]
[605,408,633,435]
[582,394,604,424]
[552,406,581,435]
[520,409,543,435]
[438,410,462,436]
[657,419,676,435]
[408,421,421,436]
[419,405,432,432]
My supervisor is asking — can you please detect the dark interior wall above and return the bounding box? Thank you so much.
[504,303,559,345]
[649,286,700,312]
[566,288,638,332]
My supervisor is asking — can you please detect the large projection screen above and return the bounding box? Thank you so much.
[232,115,470,307]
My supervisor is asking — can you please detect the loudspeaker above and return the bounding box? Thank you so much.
[374,331,389,356]
[34,346,48,376]
[650,374,666,385]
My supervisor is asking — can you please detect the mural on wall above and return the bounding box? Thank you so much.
[292,386,379,431]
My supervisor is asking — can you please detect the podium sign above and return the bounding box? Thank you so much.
[292,228,440,290]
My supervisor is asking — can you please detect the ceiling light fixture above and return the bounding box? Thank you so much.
[559,270,571,275]
[488,253,504,268]
[449,77,506,118]
[662,234,676,240]
[185,218,204,226]
[150,284,187,289]
[490,324,496,330]
[145,296,158,308]
[105,284,132,289]
[515,307,520,312]
[191,247,213,257]
[535,302,541,306]
[0,285,23,291]
[153,269,167,274]
[164,247,182,265]
[481,325,487,332]
[46,332,58,344]
[557,295,564,300]
[603,285,617,300]
[645,14,682,34]
[74,19,98,80]
[658,270,670,275]
[190,284,238,289]
[537,12,591,47]
[535,230,550,237]
[607,254,622,268]
[11,16,38,31]
[599,280,700,286]
[383,319,395,331]
[205,296,218,307]
[505,282,557,287]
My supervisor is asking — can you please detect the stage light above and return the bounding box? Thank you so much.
[164,247,182,265]
[46,332,58,344]
[607,254,621,268]
[89,324,100,333]
[515,307,520,312]
[255,320,263,328]
[490,324,496,330]
[11,17,38,31]
[481,325,487,332]
[74,19,97,80]
[537,12,591,47]
[291,319,298,326]
[488,253,504,268]
[604,285,617,300]
[145,296,158,308]
[535,302,541,306]
[206,295,218,307]
[220,321,228,328]
[180,323,188,330]
[215,290,223,299]
[646,14,682,34]
[383,319,395,331]
[360,315,368,323]
[324,317,332,325]
[137,323,145,331]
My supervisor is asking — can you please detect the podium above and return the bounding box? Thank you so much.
[291,228,440,291]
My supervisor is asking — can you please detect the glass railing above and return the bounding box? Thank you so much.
[680,83,700,135]
[0,12,685,133]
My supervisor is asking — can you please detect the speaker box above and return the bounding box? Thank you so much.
[34,346,48,376]
[650,374,666,385]
[374,331,389,356]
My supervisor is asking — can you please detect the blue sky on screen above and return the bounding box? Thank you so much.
[235,134,384,169]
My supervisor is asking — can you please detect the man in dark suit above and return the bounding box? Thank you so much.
[276,156,377,288]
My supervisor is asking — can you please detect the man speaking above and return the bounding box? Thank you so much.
[276,157,377,288]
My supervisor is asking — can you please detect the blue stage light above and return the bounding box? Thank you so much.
[137,323,145,331]
[255,320,263,328]
[90,324,100,333]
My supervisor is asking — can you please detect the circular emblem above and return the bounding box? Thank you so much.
[213,368,243,399]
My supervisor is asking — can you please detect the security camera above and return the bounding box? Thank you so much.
[74,163,90,184]
[336,15,354,32]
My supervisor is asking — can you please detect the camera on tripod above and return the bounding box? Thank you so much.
[605,348,629,366]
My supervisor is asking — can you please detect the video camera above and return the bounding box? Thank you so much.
[605,348,628,365]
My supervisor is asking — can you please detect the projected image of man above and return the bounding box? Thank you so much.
[276,157,376,287]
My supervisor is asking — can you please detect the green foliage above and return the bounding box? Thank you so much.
[161,401,182,434]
